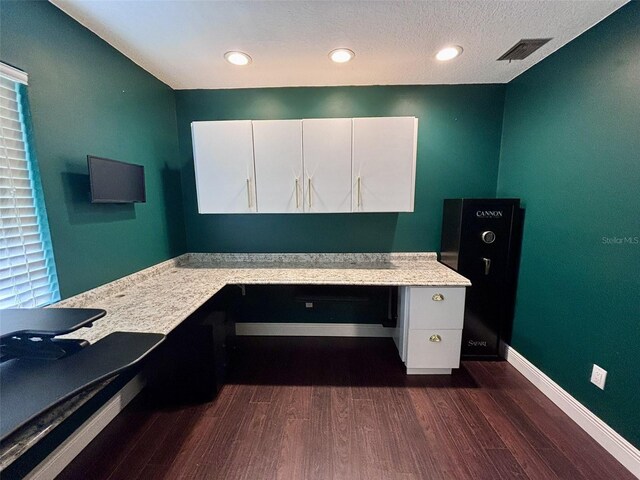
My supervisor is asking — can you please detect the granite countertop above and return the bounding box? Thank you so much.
[55,252,470,344]
[1,252,469,470]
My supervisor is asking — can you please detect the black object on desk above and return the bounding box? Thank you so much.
[0,308,105,339]
[0,308,106,362]
[0,331,165,440]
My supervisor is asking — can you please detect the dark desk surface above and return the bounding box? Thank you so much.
[0,309,105,339]
[0,331,165,440]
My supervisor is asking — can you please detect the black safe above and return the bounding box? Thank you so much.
[440,199,524,358]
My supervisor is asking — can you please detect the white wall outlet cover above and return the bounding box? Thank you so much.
[590,364,607,390]
[305,302,313,308]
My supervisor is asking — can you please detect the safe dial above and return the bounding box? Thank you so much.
[481,231,496,244]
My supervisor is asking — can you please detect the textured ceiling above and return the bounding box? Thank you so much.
[51,0,627,90]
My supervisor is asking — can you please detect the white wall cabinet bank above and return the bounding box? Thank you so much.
[394,286,466,374]
[191,117,418,214]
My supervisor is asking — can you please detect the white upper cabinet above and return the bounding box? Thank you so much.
[191,116,417,214]
[302,118,352,213]
[352,117,418,213]
[191,120,257,213]
[252,120,304,213]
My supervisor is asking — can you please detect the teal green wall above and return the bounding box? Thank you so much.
[0,1,186,298]
[175,85,505,252]
[498,2,640,448]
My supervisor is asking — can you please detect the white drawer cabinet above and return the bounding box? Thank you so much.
[406,329,463,372]
[395,286,466,374]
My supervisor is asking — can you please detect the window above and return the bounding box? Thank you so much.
[1,63,60,309]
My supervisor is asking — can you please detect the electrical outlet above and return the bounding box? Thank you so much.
[590,364,607,390]
[305,302,313,309]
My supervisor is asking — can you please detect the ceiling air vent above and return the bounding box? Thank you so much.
[497,38,552,61]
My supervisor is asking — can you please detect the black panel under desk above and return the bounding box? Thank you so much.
[239,284,397,327]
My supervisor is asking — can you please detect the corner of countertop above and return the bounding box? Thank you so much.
[52,254,189,308]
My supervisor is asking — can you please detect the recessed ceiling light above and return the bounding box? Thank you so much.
[329,48,355,64]
[436,46,463,61]
[224,51,252,66]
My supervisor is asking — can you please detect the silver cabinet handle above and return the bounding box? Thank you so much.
[246,178,252,208]
[482,257,491,276]
[429,334,442,343]
[432,293,444,302]
[357,176,361,207]
[308,177,312,208]
[295,178,300,209]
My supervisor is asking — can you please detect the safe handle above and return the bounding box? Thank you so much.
[482,257,492,275]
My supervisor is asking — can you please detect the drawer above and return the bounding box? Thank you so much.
[407,287,465,330]
[406,329,462,369]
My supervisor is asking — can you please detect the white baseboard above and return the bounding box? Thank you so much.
[502,343,640,479]
[25,374,146,480]
[236,322,395,337]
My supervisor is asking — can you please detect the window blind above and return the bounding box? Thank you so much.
[0,68,60,309]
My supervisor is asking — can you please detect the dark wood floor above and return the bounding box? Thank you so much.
[58,337,633,480]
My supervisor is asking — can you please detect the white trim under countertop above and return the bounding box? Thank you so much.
[502,343,640,479]
[236,322,395,337]
[25,375,146,480]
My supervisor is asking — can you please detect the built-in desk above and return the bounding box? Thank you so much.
[0,252,469,474]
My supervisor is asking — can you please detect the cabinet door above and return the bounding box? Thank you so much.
[252,120,303,213]
[352,117,417,212]
[191,121,256,213]
[302,118,352,213]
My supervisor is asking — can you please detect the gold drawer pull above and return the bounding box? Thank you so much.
[429,334,442,343]
[432,293,445,302]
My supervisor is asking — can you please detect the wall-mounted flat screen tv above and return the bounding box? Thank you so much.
[88,156,146,203]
